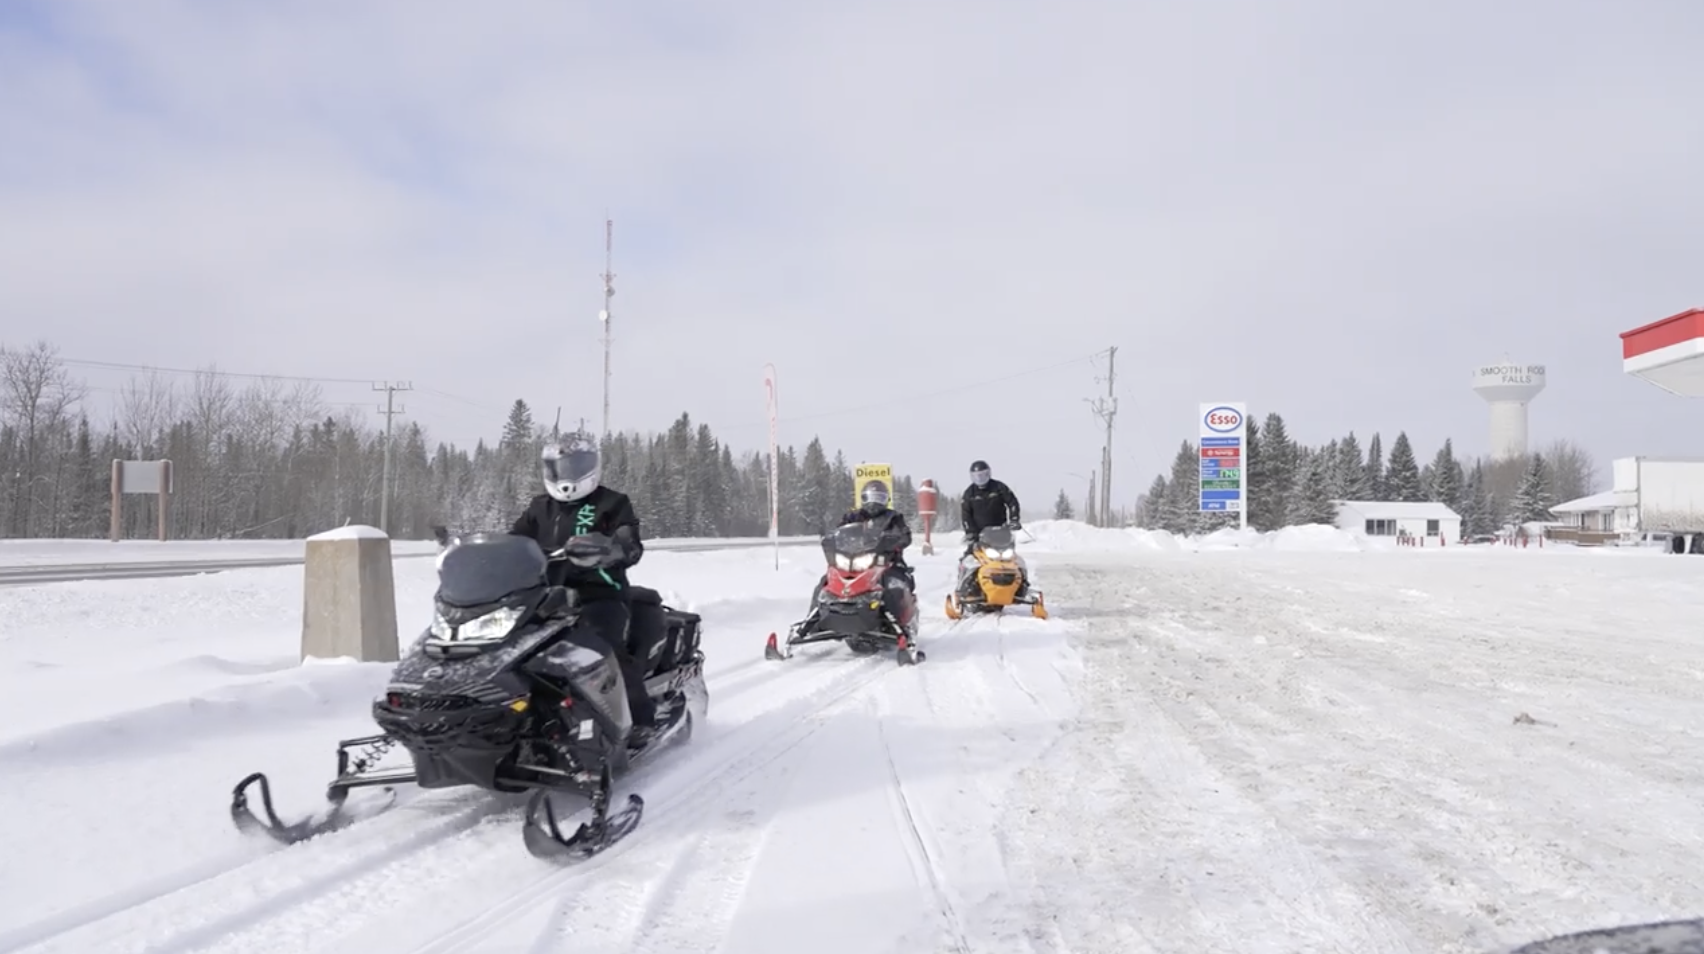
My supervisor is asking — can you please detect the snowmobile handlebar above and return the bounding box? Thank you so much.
[549,532,617,568]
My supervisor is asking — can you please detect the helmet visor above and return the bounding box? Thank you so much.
[543,446,599,485]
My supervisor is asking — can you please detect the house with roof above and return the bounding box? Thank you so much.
[1331,500,1462,545]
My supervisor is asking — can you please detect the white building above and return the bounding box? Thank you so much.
[1550,490,1616,533]
[1333,500,1462,543]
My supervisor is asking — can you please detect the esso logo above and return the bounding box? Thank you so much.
[1203,407,1242,432]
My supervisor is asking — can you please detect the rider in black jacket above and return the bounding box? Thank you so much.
[509,433,657,736]
[801,481,917,637]
[960,459,1021,552]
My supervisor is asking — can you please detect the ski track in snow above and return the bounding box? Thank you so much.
[997,552,1704,954]
[3,547,1084,954]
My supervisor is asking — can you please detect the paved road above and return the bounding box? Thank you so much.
[0,538,819,588]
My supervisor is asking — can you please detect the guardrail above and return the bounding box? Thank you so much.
[0,537,822,588]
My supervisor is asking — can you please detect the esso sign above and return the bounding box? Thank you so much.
[1203,406,1243,432]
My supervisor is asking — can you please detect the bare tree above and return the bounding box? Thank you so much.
[0,341,86,535]
[1543,438,1600,503]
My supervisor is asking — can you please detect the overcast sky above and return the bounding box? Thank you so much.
[3,0,1701,512]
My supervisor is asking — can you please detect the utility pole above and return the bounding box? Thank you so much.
[1087,346,1117,526]
[374,381,412,533]
[599,218,615,441]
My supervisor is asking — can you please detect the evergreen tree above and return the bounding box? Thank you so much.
[1460,460,1493,538]
[1364,432,1385,499]
[1426,439,1464,513]
[1320,438,1345,499]
[1510,453,1557,524]
[1158,441,1200,534]
[1290,451,1340,525]
[1383,432,1424,502]
[1249,413,1295,531]
[1138,474,1167,528]
[1335,432,1369,499]
[1053,489,1074,520]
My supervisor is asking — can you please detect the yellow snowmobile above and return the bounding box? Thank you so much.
[944,525,1047,619]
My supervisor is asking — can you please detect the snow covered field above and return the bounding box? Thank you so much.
[2,521,1701,953]
[0,535,815,566]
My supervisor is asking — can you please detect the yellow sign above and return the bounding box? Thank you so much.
[853,462,894,508]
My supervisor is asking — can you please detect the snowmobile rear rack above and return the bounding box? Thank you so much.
[230,733,413,845]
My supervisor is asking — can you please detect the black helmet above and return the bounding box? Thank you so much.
[969,460,991,487]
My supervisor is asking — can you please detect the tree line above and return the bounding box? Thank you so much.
[0,340,975,541]
[1098,411,1596,537]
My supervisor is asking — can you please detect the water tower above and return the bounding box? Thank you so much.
[1471,358,1547,461]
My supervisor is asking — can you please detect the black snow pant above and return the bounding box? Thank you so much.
[576,595,657,728]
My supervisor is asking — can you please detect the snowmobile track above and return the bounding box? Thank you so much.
[3,794,515,954]
[878,716,973,954]
[409,629,940,954]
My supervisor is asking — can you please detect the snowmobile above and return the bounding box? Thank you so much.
[765,521,924,665]
[229,529,709,862]
[944,524,1047,620]
[1503,916,1704,952]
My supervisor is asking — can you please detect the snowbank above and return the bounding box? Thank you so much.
[1017,518,1389,553]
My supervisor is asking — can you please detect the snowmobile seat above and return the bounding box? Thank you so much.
[625,586,670,678]
[659,607,703,674]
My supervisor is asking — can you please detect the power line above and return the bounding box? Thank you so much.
[57,356,372,385]
[53,355,495,411]
[723,350,1108,431]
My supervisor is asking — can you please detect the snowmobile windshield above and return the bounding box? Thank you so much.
[976,526,1015,551]
[823,522,889,572]
[436,532,550,608]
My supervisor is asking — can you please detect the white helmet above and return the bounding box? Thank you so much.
[541,433,600,503]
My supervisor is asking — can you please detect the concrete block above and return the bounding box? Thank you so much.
[300,524,399,663]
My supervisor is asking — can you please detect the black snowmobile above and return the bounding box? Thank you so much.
[229,529,709,862]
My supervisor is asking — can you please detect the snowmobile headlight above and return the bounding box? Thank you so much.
[440,605,524,644]
[833,553,853,571]
[849,553,875,571]
[991,547,1015,560]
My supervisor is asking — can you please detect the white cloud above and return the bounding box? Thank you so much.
[3,0,1702,505]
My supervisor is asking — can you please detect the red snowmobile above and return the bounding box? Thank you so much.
[765,521,924,665]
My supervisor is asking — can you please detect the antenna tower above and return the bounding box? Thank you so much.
[599,218,615,441]
[1085,347,1118,526]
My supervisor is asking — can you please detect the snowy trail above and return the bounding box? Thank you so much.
[2,544,1085,954]
[1,617,905,954]
[1000,550,1704,954]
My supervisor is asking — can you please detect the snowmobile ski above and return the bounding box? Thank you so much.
[764,631,793,660]
[896,634,925,666]
[230,733,410,845]
[521,764,644,862]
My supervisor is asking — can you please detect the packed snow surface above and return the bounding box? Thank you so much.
[2,521,1701,953]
